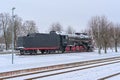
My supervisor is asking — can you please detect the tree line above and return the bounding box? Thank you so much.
[0,13,38,50]
[89,16,120,53]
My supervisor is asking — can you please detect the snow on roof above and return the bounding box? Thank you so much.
[67,33,90,39]
[53,31,91,39]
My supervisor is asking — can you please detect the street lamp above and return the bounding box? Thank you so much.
[12,7,15,64]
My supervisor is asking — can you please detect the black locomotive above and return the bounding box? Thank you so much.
[16,31,93,55]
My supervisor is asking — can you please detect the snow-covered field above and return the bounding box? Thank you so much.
[0,49,120,80]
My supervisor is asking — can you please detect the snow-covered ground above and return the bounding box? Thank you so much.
[33,62,120,80]
[0,49,120,80]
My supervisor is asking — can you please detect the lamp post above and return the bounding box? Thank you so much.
[12,7,15,64]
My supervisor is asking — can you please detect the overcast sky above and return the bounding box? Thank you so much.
[0,0,120,32]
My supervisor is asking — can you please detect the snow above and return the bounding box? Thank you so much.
[108,75,120,80]
[7,60,120,80]
[67,33,90,39]
[0,49,120,80]
[35,62,120,80]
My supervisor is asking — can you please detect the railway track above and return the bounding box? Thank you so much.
[25,60,120,80]
[0,56,120,80]
[98,72,120,80]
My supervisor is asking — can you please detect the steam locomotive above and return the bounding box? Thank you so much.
[16,31,93,55]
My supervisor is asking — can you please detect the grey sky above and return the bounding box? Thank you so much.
[0,0,120,32]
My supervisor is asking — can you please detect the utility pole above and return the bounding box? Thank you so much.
[12,7,15,64]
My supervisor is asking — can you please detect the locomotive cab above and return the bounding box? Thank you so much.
[60,35,68,53]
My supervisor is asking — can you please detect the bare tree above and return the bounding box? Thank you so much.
[0,13,10,50]
[2,15,23,49]
[0,35,4,44]
[110,24,120,52]
[89,16,102,54]
[98,16,109,53]
[49,22,63,33]
[21,20,39,36]
[0,12,39,50]
[102,21,111,53]
[89,16,111,53]
[0,20,2,33]
[14,16,23,47]
[6,24,12,48]
[66,26,75,34]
